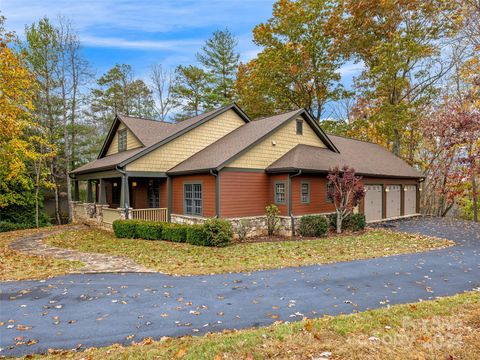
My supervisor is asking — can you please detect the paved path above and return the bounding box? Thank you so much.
[1,217,479,357]
[8,226,153,274]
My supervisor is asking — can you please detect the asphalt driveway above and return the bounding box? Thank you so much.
[1,217,479,357]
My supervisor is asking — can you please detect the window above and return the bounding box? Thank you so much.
[296,120,303,135]
[300,182,310,204]
[274,182,286,204]
[118,129,127,152]
[184,183,202,216]
[147,179,160,208]
[326,182,334,203]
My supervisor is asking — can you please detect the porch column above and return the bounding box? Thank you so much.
[120,174,129,209]
[99,178,107,204]
[167,175,172,222]
[73,179,80,201]
[87,180,94,203]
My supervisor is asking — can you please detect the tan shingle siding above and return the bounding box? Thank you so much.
[106,124,142,155]
[126,110,245,172]
[228,117,325,169]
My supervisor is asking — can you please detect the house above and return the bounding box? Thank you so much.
[70,103,423,235]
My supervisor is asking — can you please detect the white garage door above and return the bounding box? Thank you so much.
[404,185,417,215]
[364,185,383,222]
[386,185,401,218]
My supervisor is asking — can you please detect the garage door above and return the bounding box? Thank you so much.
[364,185,383,222]
[404,185,417,215]
[386,185,401,218]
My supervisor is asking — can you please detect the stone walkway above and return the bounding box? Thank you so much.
[9,226,154,273]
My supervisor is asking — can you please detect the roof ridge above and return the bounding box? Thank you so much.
[253,108,303,121]
[327,133,384,147]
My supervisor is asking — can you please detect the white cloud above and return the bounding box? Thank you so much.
[81,35,202,51]
[338,61,364,76]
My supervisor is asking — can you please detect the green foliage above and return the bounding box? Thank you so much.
[297,215,329,237]
[265,204,281,236]
[0,221,30,233]
[236,219,251,241]
[203,218,233,247]
[328,213,366,232]
[112,219,139,239]
[0,196,50,227]
[135,221,163,240]
[162,223,188,242]
[186,224,208,246]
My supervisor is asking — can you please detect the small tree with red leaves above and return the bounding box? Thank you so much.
[327,165,365,233]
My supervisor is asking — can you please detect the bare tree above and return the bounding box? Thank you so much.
[150,63,174,121]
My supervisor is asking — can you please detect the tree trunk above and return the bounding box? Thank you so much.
[393,128,401,156]
[336,212,342,234]
[472,174,478,222]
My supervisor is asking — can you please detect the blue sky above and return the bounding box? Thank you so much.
[2,0,362,116]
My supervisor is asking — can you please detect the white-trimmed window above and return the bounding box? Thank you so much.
[118,129,127,152]
[296,119,303,135]
[300,182,310,204]
[275,182,286,204]
[184,183,202,216]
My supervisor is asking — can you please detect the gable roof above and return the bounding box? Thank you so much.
[72,103,250,175]
[167,109,339,175]
[266,136,423,178]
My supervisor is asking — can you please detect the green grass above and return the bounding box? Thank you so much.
[22,292,480,359]
[46,228,454,275]
[0,226,84,281]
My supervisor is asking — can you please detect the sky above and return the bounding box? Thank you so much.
[2,0,363,116]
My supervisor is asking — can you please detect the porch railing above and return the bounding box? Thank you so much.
[102,208,122,224]
[131,208,168,222]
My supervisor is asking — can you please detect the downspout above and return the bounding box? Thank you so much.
[116,165,129,218]
[288,170,302,235]
[210,169,219,218]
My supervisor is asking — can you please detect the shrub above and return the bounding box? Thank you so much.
[236,219,251,241]
[112,219,139,238]
[328,213,366,232]
[203,218,233,247]
[186,224,208,246]
[162,223,188,242]
[0,221,30,233]
[297,215,329,237]
[265,204,281,236]
[135,221,163,240]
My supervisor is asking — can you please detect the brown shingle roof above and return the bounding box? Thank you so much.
[266,136,423,178]
[71,147,145,174]
[118,115,175,146]
[168,109,304,174]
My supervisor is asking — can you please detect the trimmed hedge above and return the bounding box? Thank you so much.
[186,224,208,246]
[328,213,366,232]
[203,218,233,247]
[136,221,163,240]
[162,223,188,243]
[0,221,30,233]
[112,220,140,238]
[297,215,329,237]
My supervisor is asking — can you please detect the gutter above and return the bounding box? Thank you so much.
[288,170,302,235]
[210,169,220,218]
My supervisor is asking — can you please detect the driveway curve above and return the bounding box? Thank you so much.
[1,217,479,357]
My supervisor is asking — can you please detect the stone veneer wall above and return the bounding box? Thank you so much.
[170,213,335,238]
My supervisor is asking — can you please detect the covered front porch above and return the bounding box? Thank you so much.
[71,170,169,225]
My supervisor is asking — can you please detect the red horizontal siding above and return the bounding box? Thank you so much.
[291,175,335,215]
[172,174,216,217]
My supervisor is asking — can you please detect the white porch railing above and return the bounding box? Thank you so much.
[102,208,122,224]
[131,208,168,222]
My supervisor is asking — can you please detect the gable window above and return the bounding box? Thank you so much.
[118,129,127,152]
[326,182,334,203]
[274,182,286,204]
[147,179,160,208]
[300,182,310,204]
[184,183,202,216]
[296,120,303,135]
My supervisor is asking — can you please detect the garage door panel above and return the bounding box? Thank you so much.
[404,185,417,215]
[364,185,382,222]
[386,185,401,218]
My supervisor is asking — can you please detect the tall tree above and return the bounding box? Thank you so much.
[171,65,212,121]
[340,0,461,157]
[150,63,174,121]
[197,28,240,105]
[236,0,346,121]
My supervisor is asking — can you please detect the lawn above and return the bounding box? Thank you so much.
[23,291,480,359]
[0,226,84,281]
[46,228,454,276]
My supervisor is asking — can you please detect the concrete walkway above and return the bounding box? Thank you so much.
[1,217,479,357]
[9,226,153,274]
